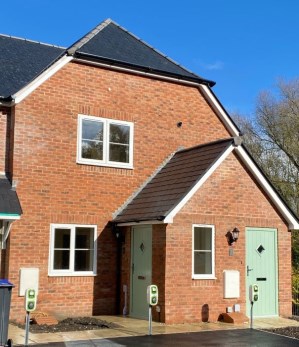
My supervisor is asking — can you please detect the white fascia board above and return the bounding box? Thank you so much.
[13,55,73,104]
[164,145,234,224]
[235,146,299,230]
[199,85,240,137]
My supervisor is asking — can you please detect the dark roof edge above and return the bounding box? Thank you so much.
[113,216,165,225]
[177,137,236,155]
[74,52,216,87]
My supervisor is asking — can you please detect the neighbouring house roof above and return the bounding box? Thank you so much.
[0,176,22,218]
[68,19,215,87]
[0,35,65,99]
[113,137,299,230]
[113,138,235,224]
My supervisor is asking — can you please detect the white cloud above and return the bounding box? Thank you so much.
[192,59,224,71]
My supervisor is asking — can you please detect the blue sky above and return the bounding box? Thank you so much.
[2,0,299,117]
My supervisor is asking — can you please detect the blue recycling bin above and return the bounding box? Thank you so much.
[0,279,14,347]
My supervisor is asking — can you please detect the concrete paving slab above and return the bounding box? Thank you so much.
[12,329,299,347]
[8,315,299,346]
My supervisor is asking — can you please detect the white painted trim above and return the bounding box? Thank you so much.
[77,114,134,169]
[199,85,240,137]
[163,145,234,223]
[235,147,299,230]
[48,223,97,276]
[192,224,215,279]
[0,215,20,220]
[13,55,73,104]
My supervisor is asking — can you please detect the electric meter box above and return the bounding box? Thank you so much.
[25,288,37,312]
[147,285,158,306]
[249,284,259,302]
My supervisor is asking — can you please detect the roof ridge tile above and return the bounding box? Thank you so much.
[0,33,65,49]
[67,18,112,55]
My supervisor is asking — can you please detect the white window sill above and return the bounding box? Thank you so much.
[48,272,97,277]
[192,276,217,280]
[77,159,133,170]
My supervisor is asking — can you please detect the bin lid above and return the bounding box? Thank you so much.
[0,279,14,287]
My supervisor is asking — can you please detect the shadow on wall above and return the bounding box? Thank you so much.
[201,304,209,322]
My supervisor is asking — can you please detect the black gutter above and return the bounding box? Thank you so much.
[0,95,13,103]
[72,51,216,87]
[113,215,165,225]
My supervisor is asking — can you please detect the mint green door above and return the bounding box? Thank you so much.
[246,228,278,317]
[130,225,152,319]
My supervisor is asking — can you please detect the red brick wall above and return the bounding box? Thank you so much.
[0,107,11,175]
[8,61,230,319]
[162,152,290,324]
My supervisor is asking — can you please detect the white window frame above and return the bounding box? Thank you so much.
[192,224,215,279]
[77,114,134,169]
[49,224,97,276]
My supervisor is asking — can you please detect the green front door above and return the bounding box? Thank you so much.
[130,225,152,319]
[246,228,278,317]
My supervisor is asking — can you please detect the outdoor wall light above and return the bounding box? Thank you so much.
[226,227,240,245]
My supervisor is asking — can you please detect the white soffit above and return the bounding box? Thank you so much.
[13,55,73,104]
[235,146,299,230]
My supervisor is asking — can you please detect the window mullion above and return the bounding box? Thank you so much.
[70,226,75,272]
[105,120,110,163]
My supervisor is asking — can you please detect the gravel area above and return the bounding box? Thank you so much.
[262,316,299,340]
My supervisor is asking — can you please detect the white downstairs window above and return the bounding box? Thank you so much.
[192,224,215,279]
[49,224,97,276]
[77,114,134,169]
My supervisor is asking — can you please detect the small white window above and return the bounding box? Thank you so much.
[192,224,215,279]
[49,224,97,276]
[77,114,134,169]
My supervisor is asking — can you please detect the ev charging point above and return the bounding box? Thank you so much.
[249,284,259,329]
[147,285,158,335]
[24,288,37,346]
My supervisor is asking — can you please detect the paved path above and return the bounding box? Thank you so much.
[14,329,299,347]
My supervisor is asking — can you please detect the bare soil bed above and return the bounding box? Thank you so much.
[12,316,118,334]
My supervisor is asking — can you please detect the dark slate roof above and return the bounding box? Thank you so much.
[69,19,215,87]
[113,138,234,224]
[0,35,65,99]
[0,177,22,215]
[0,19,215,100]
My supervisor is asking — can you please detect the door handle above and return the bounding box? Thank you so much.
[247,265,253,276]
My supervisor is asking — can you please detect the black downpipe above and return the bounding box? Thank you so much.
[112,224,124,315]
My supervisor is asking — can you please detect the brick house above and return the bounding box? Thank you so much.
[0,19,298,324]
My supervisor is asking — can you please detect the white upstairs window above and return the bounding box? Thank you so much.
[77,114,134,169]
